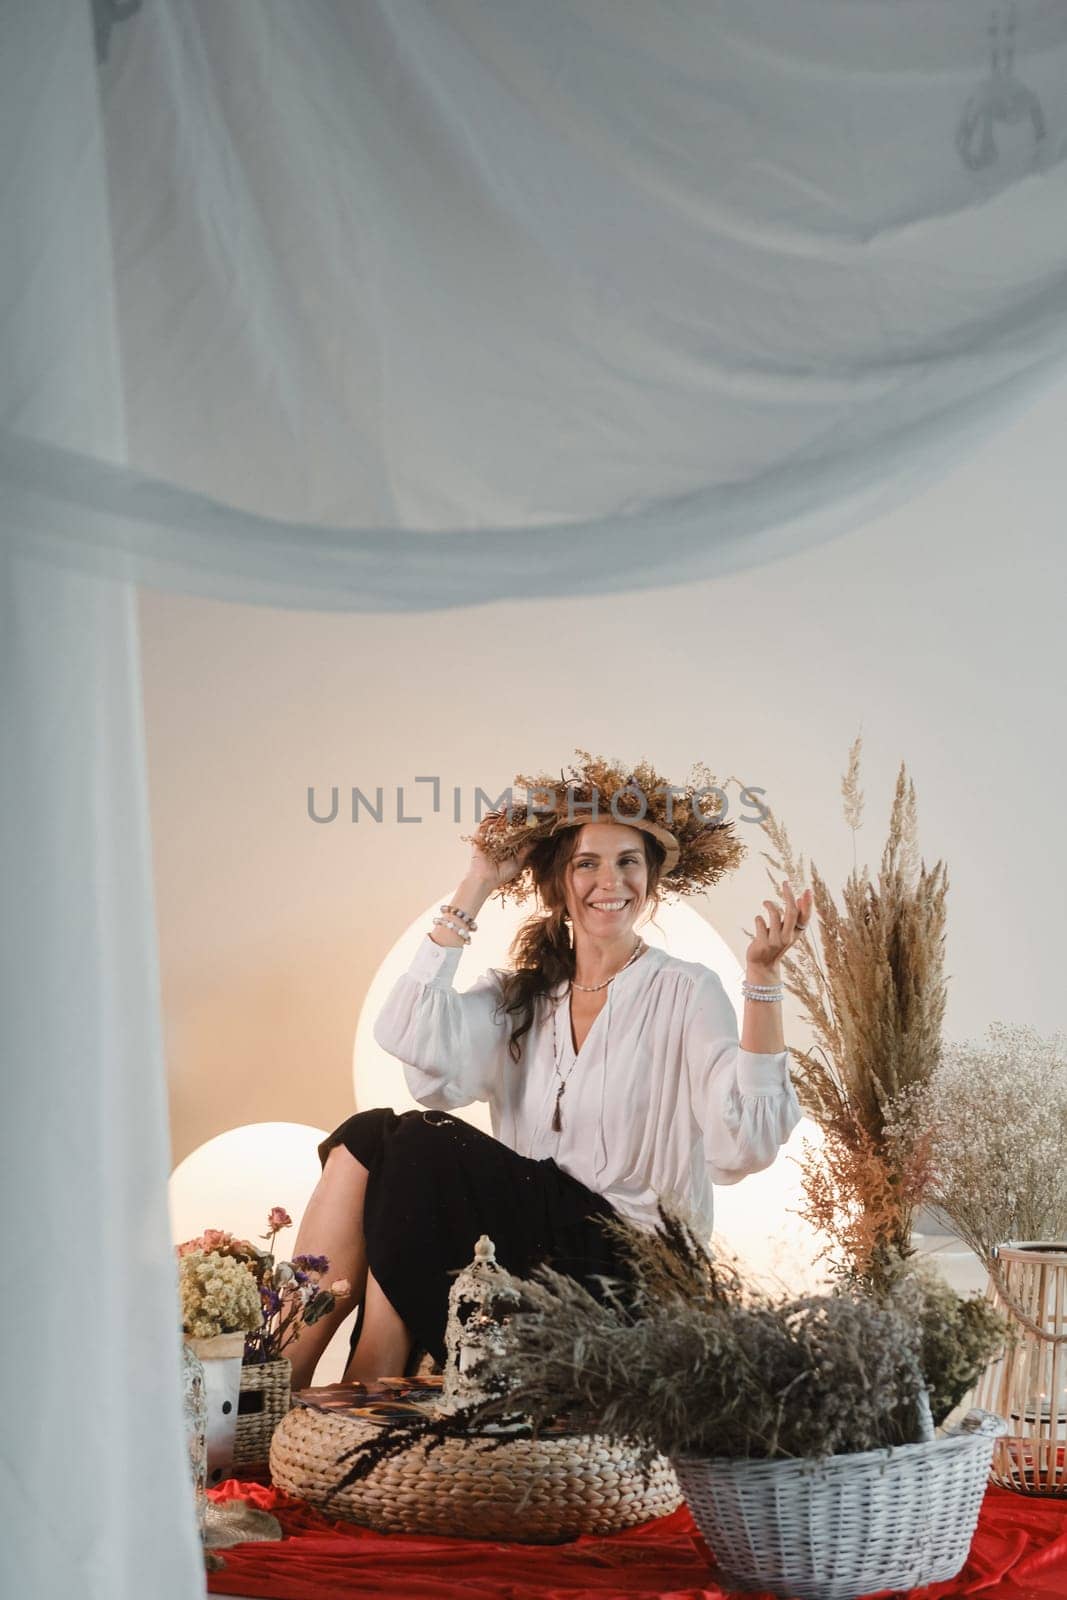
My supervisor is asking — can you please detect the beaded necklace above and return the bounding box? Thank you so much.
[548,939,646,1133]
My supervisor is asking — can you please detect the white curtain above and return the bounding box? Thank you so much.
[1,5,203,1597]
[2,2,1066,1594]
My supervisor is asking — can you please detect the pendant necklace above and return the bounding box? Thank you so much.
[549,938,645,1133]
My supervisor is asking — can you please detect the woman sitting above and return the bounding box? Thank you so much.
[286,754,811,1389]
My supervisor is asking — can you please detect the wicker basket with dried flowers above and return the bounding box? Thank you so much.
[457,1204,1007,1600]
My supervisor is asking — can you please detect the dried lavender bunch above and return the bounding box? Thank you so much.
[470,1205,930,1464]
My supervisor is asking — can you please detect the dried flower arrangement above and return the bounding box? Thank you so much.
[326,1205,1005,1496]
[176,1209,350,1362]
[478,1214,928,1464]
[758,734,949,1292]
[484,1209,1005,1451]
[892,1022,1067,1266]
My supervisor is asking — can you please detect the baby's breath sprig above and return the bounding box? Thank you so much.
[901,1022,1067,1265]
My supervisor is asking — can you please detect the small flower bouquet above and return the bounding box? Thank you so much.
[246,1207,352,1366]
[177,1209,351,1472]
[176,1208,351,1363]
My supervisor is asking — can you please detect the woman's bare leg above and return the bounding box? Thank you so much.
[341,1269,413,1384]
[285,1145,371,1391]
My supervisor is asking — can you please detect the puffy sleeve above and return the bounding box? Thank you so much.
[683,966,802,1185]
[371,934,510,1111]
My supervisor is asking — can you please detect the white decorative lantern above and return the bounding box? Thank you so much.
[439,1235,521,1415]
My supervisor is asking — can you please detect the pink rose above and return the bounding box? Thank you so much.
[267,1207,292,1231]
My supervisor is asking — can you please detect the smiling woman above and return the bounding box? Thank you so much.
[284,752,810,1392]
[567,841,646,1056]
[496,819,656,1072]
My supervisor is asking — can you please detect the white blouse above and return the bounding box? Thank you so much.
[372,935,802,1235]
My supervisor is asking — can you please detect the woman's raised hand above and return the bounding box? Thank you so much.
[468,810,536,890]
[746,879,814,974]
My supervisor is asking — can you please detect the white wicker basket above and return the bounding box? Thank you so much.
[672,1409,1005,1600]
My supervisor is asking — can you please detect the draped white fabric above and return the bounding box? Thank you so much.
[1,5,204,1598]
[4,0,1067,606]
[2,3,1066,1596]
[0,549,204,1600]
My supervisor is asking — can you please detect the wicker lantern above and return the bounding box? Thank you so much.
[973,1241,1067,1495]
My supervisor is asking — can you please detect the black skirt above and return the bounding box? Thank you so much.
[317,1107,635,1372]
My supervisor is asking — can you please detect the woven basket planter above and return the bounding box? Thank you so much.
[672,1409,1005,1600]
[269,1404,681,1542]
[233,1359,292,1472]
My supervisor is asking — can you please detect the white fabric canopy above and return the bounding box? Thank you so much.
[4,0,1067,606]
[2,3,1066,1595]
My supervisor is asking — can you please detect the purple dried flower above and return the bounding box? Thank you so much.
[291,1254,329,1277]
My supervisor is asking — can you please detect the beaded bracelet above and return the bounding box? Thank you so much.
[741,980,784,1003]
[431,915,471,944]
[440,903,478,932]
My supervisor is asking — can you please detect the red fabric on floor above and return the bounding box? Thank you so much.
[205,1478,1067,1600]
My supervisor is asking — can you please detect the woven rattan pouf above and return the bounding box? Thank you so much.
[269,1405,681,1541]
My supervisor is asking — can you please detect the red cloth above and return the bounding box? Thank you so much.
[206,1479,1067,1600]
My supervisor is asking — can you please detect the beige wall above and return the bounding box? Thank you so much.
[141,380,1067,1168]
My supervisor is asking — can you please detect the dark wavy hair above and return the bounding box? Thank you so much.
[494,826,667,1064]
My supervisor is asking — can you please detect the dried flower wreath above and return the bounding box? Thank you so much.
[462,747,746,907]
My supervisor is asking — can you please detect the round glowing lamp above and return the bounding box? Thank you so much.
[169,1121,356,1385]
